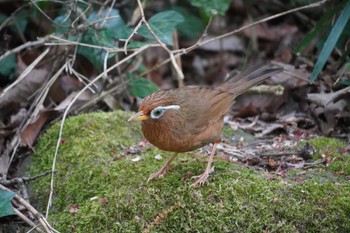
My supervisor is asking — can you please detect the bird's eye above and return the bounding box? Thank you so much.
[150,107,165,119]
[149,105,181,119]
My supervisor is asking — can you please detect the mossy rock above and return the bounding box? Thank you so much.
[30,110,350,232]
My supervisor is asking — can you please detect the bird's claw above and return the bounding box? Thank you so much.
[147,167,169,182]
[147,172,164,182]
[190,172,209,187]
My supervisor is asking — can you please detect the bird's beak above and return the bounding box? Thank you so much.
[128,111,148,122]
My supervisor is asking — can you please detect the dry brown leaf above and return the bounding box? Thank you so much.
[20,109,57,148]
[199,35,245,52]
[242,21,298,41]
[0,55,49,110]
[268,62,310,89]
[307,86,350,107]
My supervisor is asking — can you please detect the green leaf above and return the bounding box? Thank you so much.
[54,15,72,34]
[0,54,16,77]
[138,10,184,45]
[112,24,133,40]
[191,0,232,16]
[0,190,16,218]
[337,63,350,86]
[0,10,29,36]
[310,0,350,82]
[127,41,155,49]
[173,7,205,39]
[78,28,117,71]
[76,9,129,70]
[0,13,6,23]
[12,10,29,34]
[87,9,124,29]
[294,2,344,54]
[128,77,159,98]
[339,80,350,85]
[87,8,132,40]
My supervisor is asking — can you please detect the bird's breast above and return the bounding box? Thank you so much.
[142,120,191,152]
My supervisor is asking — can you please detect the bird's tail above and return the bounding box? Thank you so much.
[218,62,283,97]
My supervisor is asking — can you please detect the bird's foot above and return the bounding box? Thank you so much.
[190,171,209,187]
[147,167,168,182]
[190,166,214,187]
[147,153,179,183]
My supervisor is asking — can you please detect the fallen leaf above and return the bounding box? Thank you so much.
[20,109,58,148]
[0,55,49,110]
[154,154,163,160]
[69,204,79,214]
[131,156,141,162]
[199,35,245,52]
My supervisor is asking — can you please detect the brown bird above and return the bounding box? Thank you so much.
[128,63,283,187]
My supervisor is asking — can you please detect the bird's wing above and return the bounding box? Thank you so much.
[180,87,234,134]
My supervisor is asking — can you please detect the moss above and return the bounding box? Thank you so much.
[307,137,347,159]
[31,111,350,232]
[222,125,234,138]
[306,137,350,175]
[222,126,256,143]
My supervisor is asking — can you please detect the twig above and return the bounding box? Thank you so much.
[71,1,90,28]
[260,152,298,158]
[140,0,329,77]
[30,0,62,25]
[0,37,47,62]
[0,184,58,233]
[135,0,184,80]
[123,20,143,53]
[143,202,180,233]
[100,0,116,28]
[188,0,329,52]
[172,30,184,87]
[13,208,44,233]
[248,84,285,95]
[0,48,50,99]
[47,35,114,51]
[76,78,129,112]
[0,171,54,186]
[46,34,162,52]
[196,16,213,44]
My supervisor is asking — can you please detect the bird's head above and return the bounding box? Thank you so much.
[128,91,181,122]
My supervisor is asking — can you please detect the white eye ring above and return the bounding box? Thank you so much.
[150,105,180,119]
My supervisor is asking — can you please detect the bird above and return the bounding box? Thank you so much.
[128,62,283,187]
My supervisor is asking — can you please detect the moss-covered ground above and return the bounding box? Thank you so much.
[30,111,350,232]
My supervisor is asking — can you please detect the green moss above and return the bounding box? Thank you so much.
[308,137,346,159]
[222,126,256,143]
[31,111,350,232]
[306,137,350,175]
[222,125,234,138]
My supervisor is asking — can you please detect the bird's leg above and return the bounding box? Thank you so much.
[147,152,179,182]
[190,143,218,187]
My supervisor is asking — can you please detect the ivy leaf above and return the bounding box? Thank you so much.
[191,0,232,16]
[0,10,29,35]
[87,8,132,39]
[77,28,116,71]
[87,9,124,29]
[0,190,16,218]
[54,15,72,34]
[128,77,159,98]
[138,10,184,45]
[77,9,130,71]
[127,41,155,49]
[173,7,205,39]
[0,54,16,78]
